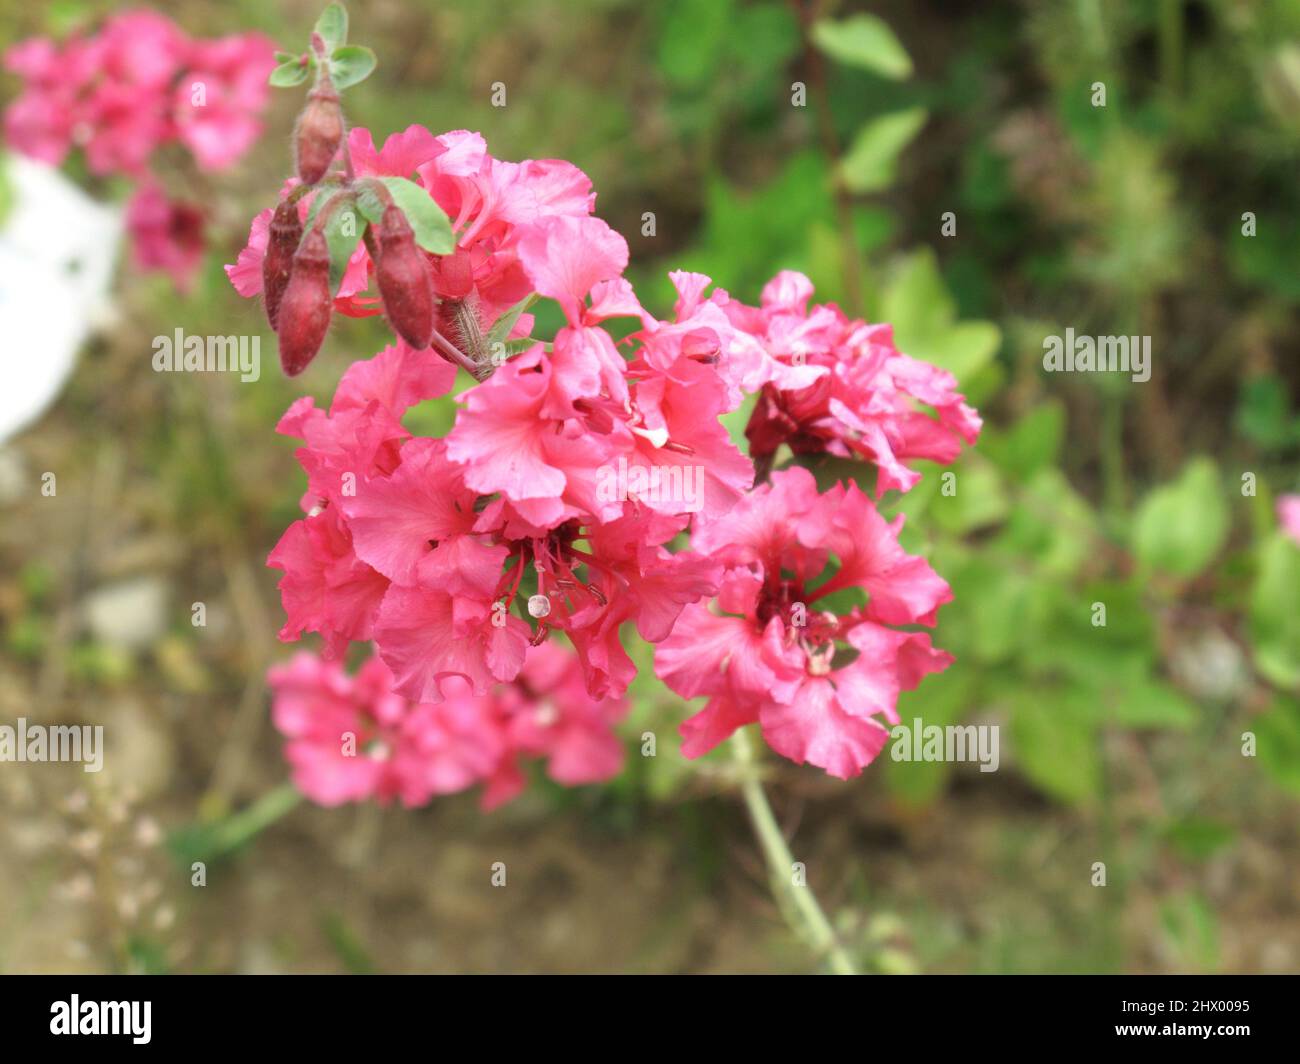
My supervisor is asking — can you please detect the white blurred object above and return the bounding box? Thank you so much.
[0,153,122,443]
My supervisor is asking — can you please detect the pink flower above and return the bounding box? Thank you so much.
[5,13,275,295]
[224,207,272,298]
[341,437,484,586]
[732,271,981,494]
[375,585,531,702]
[125,181,206,291]
[497,640,629,791]
[1279,495,1300,547]
[268,653,505,808]
[655,467,954,778]
[226,124,606,334]
[445,347,623,528]
[267,506,390,660]
[173,34,276,171]
[269,643,628,810]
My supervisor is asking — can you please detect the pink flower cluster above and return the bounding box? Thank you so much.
[269,642,627,809]
[3,10,275,289]
[247,124,980,798]
[734,271,982,495]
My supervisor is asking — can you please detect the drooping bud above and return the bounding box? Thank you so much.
[375,205,434,349]
[262,197,303,329]
[293,73,344,186]
[276,227,332,376]
[434,249,475,300]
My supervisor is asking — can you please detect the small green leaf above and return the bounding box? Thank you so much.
[378,177,455,254]
[302,183,343,230]
[1163,819,1235,861]
[838,108,927,193]
[1009,689,1102,804]
[314,2,348,52]
[1108,679,1197,729]
[931,457,1010,536]
[330,44,376,91]
[307,192,366,295]
[486,293,538,348]
[1256,697,1300,795]
[1249,534,1300,688]
[269,58,311,88]
[1132,457,1229,578]
[811,14,912,79]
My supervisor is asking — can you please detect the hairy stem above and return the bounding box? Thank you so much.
[731,727,857,974]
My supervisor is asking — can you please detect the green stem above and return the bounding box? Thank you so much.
[731,727,857,975]
[209,783,303,859]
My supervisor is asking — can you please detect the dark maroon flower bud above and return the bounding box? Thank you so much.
[294,75,344,186]
[433,249,474,299]
[276,227,332,376]
[375,204,434,349]
[262,197,303,329]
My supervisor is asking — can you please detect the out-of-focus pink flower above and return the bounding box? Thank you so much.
[125,182,206,291]
[4,14,275,293]
[5,14,271,176]
[173,34,276,171]
[1278,495,1300,547]
[268,644,627,810]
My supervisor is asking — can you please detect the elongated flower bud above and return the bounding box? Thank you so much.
[375,205,434,349]
[262,198,303,329]
[436,249,474,300]
[294,75,344,186]
[276,227,332,376]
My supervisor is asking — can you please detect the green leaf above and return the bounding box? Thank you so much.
[314,2,348,52]
[1160,893,1219,971]
[303,189,364,294]
[1249,534,1300,688]
[838,108,927,193]
[1255,697,1300,795]
[486,293,538,348]
[1021,581,1156,687]
[1132,457,1229,578]
[920,321,1001,383]
[377,177,455,254]
[931,456,1010,536]
[883,668,973,808]
[1163,819,1235,861]
[881,248,1000,385]
[984,401,1066,482]
[1108,679,1197,729]
[810,14,912,79]
[656,0,734,89]
[946,558,1030,663]
[1009,688,1102,803]
[269,58,311,88]
[330,44,376,91]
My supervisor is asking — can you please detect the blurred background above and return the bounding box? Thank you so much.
[1,0,1298,974]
